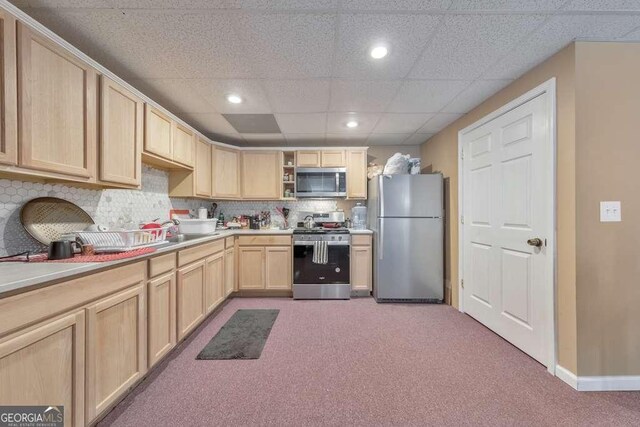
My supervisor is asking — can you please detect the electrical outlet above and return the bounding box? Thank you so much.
[600,201,621,222]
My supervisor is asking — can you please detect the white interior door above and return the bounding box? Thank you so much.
[462,92,552,366]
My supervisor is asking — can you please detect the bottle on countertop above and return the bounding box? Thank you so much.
[218,212,224,225]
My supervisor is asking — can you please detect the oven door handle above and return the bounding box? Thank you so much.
[293,241,350,246]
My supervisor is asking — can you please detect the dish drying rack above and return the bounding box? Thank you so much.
[73,227,170,253]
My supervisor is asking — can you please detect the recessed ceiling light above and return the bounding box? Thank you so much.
[226,94,243,104]
[346,120,359,128]
[370,45,388,59]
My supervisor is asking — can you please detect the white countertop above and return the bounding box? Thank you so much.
[0,227,372,298]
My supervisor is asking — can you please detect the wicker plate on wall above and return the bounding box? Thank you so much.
[20,197,95,245]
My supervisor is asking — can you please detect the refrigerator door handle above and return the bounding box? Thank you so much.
[378,218,384,260]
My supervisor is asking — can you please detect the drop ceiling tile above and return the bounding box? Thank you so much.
[241,133,287,144]
[235,13,336,79]
[24,9,182,79]
[386,80,470,113]
[621,27,640,40]
[224,114,281,133]
[26,0,115,7]
[188,79,272,114]
[340,0,452,10]
[408,14,546,80]
[483,14,640,79]
[177,113,239,135]
[403,133,434,145]
[208,133,246,145]
[263,80,331,113]
[372,113,434,134]
[327,112,381,133]
[275,114,327,134]
[442,79,512,113]
[449,0,566,10]
[325,133,370,146]
[111,0,226,8]
[128,79,215,113]
[562,0,640,10]
[333,13,441,79]
[367,133,412,145]
[284,134,327,145]
[124,11,255,79]
[417,113,463,134]
[329,80,402,112]
[226,0,338,9]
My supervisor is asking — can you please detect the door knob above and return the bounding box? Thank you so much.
[527,238,543,248]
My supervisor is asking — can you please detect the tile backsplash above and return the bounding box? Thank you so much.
[0,165,345,256]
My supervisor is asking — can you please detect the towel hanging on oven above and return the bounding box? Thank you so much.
[312,241,328,264]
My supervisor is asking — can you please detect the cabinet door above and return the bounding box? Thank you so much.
[86,285,146,422]
[213,146,241,198]
[238,246,265,289]
[296,150,320,167]
[265,246,292,290]
[0,11,17,166]
[321,150,345,167]
[172,122,194,167]
[205,251,225,313]
[195,137,212,197]
[241,151,280,200]
[100,76,143,187]
[176,259,206,340]
[0,310,85,427]
[144,104,172,160]
[147,272,176,369]
[347,149,367,199]
[18,23,97,179]
[351,245,372,291]
[224,247,235,296]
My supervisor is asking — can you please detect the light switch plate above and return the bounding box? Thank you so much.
[600,201,621,222]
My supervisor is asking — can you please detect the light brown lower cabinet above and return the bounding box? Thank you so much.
[176,259,206,341]
[147,272,176,368]
[205,251,225,313]
[238,244,292,290]
[85,285,147,422]
[265,246,292,290]
[224,247,236,296]
[351,236,373,291]
[0,310,85,427]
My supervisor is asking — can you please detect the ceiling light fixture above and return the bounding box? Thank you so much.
[346,120,359,128]
[370,45,388,59]
[226,94,243,104]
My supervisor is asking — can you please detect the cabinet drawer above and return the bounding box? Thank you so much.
[225,236,235,249]
[148,253,175,278]
[237,235,291,246]
[351,235,372,246]
[178,240,224,267]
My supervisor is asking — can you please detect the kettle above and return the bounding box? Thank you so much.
[303,215,316,229]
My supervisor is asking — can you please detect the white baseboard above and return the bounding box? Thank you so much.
[555,365,578,389]
[556,365,640,391]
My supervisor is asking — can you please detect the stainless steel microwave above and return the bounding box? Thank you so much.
[295,168,347,198]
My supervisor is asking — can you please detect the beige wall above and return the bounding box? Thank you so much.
[574,43,640,376]
[420,44,578,373]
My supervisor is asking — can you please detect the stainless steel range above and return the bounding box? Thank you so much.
[292,212,351,300]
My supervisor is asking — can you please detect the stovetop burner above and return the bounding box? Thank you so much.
[293,227,350,235]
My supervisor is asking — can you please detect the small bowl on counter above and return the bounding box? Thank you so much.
[177,218,218,236]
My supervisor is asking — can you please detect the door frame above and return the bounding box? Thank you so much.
[457,78,557,374]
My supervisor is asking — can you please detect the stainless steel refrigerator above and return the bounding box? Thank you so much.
[368,174,444,302]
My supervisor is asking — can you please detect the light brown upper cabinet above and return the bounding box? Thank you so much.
[241,151,280,200]
[144,104,172,160]
[195,137,212,198]
[212,145,241,199]
[296,150,321,167]
[172,122,195,168]
[0,11,17,166]
[347,149,367,199]
[99,76,143,187]
[321,150,346,167]
[17,23,97,180]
